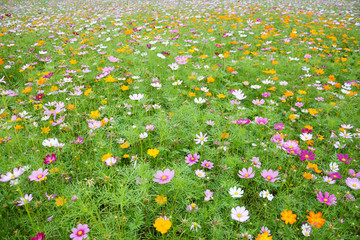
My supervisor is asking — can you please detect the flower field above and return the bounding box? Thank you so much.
[1,0,360,239]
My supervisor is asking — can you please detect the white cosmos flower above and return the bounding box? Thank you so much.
[229,187,244,198]
[129,94,144,101]
[300,133,313,141]
[194,97,206,104]
[232,89,247,100]
[139,132,148,139]
[231,206,250,222]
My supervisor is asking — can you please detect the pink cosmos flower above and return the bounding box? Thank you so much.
[185,153,200,166]
[108,56,119,62]
[0,167,24,182]
[273,123,285,131]
[186,203,198,211]
[337,154,352,164]
[45,193,58,200]
[201,160,214,169]
[153,169,175,184]
[317,191,337,205]
[345,178,360,190]
[238,167,255,179]
[349,169,360,178]
[251,157,262,168]
[43,154,57,164]
[270,133,283,144]
[204,189,214,201]
[261,169,280,182]
[105,157,118,166]
[252,99,265,105]
[70,223,90,240]
[300,150,315,161]
[254,117,269,125]
[29,168,48,182]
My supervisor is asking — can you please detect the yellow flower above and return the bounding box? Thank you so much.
[67,104,75,111]
[153,217,172,234]
[298,90,307,95]
[102,153,112,162]
[70,59,78,65]
[220,132,229,139]
[55,197,67,207]
[255,232,273,240]
[49,167,60,173]
[308,109,319,115]
[105,75,116,83]
[121,85,129,91]
[155,195,167,205]
[14,125,23,130]
[147,148,159,158]
[120,141,130,149]
[217,93,226,99]
[21,87,32,93]
[123,154,130,158]
[84,88,93,96]
[90,110,100,119]
[207,76,215,83]
[41,126,50,134]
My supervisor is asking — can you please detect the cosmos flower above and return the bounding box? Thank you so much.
[254,117,269,125]
[345,178,360,190]
[194,132,208,145]
[195,169,206,178]
[29,168,49,182]
[70,224,90,240]
[129,94,144,101]
[317,191,337,205]
[43,154,57,164]
[336,154,352,164]
[238,167,255,179]
[17,193,33,206]
[0,167,24,182]
[229,187,244,198]
[261,169,280,182]
[204,189,214,201]
[231,206,250,222]
[153,169,175,184]
[185,153,200,166]
[201,160,214,169]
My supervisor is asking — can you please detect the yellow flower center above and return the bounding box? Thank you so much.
[191,203,196,208]
[305,155,309,158]
[289,146,293,149]
[162,176,167,180]
[324,198,328,202]
[11,174,15,178]
[193,222,198,227]
[267,176,271,180]
[191,157,194,160]
[200,137,204,141]
[237,213,242,217]
[245,174,248,177]
[78,230,83,235]
[206,164,209,167]
[353,184,357,187]
[37,175,43,179]
[234,192,238,195]
[342,158,346,161]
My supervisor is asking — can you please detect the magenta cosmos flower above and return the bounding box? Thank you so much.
[201,160,214,169]
[345,178,360,190]
[317,191,337,205]
[233,118,251,125]
[43,154,57,164]
[261,169,280,182]
[30,232,46,240]
[300,150,315,161]
[153,169,175,184]
[29,168,49,182]
[238,167,255,179]
[254,117,269,125]
[337,154,352,164]
[70,223,90,240]
[185,153,200,166]
[274,123,285,131]
[329,172,342,180]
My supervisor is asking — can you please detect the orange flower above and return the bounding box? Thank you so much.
[207,76,215,83]
[303,172,312,179]
[155,195,167,205]
[255,232,273,240]
[153,217,172,234]
[226,66,234,72]
[307,211,325,228]
[281,210,297,224]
